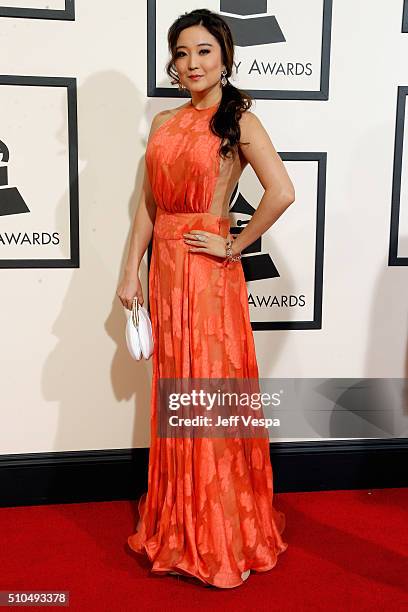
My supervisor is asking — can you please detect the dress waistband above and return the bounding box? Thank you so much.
[153,207,230,240]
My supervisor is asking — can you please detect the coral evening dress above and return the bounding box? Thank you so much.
[127,100,288,588]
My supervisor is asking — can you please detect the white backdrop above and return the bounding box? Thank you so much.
[1,0,407,453]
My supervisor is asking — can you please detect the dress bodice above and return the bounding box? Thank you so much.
[145,101,242,216]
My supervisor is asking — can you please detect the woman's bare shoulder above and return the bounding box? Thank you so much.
[238,108,275,156]
[150,102,190,134]
[238,108,264,136]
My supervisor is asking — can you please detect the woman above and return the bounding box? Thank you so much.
[117,8,295,589]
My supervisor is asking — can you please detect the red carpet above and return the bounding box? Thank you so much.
[0,488,406,611]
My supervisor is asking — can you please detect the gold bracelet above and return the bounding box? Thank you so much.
[225,238,242,262]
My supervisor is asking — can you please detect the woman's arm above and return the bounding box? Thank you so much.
[117,113,163,309]
[123,158,157,280]
[231,111,295,257]
[123,110,170,279]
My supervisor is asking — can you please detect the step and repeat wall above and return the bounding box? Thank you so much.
[1,0,407,453]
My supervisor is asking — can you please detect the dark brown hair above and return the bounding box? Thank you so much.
[165,8,252,160]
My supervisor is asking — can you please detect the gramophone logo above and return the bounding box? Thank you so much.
[229,183,279,282]
[148,0,333,99]
[220,0,285,47]
[0,138,61,253]
[0,74,79,269]
[226,153,326,330]
[0,140,29,217]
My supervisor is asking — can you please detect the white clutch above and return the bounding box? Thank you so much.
[126,296,154,360]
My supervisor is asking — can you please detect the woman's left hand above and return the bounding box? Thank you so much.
[183,230,231,259]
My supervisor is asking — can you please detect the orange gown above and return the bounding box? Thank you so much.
[127,100,288,588]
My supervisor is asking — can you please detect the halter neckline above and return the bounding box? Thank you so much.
[189,100,220,112]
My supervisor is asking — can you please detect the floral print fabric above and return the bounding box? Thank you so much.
[127,103,288,588]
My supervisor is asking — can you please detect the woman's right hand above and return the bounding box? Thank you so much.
[116,273,144,310]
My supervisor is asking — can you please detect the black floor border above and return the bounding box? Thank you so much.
[0,439,406,508]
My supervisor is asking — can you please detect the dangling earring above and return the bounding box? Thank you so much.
[220,69,228,86]
[177,76,186,91]
[174,70,186,90]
